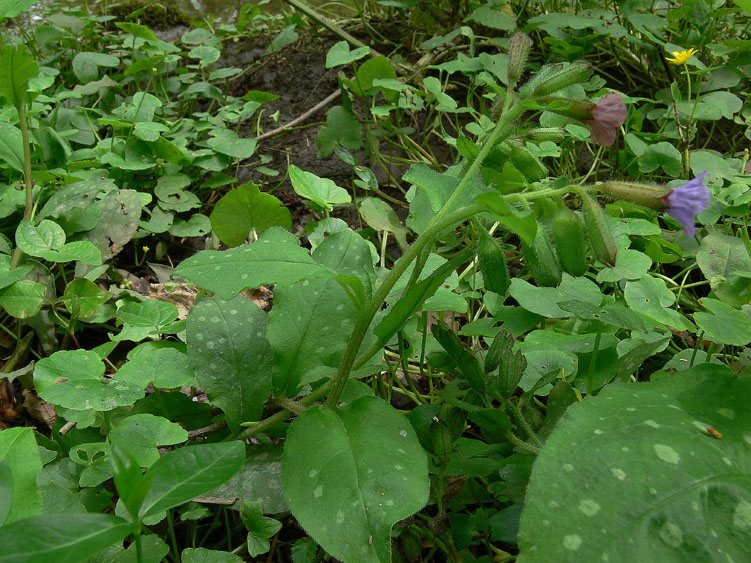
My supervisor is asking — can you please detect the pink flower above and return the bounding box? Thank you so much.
[585,94,628,146]
[661,171,710,237]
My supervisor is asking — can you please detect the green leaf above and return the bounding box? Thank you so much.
[210,183,292,246]
[187,295,273,432]
[0,462,12,524]
[240,501,282,557]
[267,278,359,395]
[316,106,363,158]
[168,214,211,237]
[71,52,119,83]
[0,0,38,18]
[207,444,287,514]
[16,219,65,255]
[359,197,409,249]
[0,279,45,318]
[139,441,246,518]
[189,45,221,66]
[62,278,109,318]
[110,444,148,520]
[116,345,194,389]
[33,349,144,411]
[0,122,24,171]
[694,298,751,346]
[0,427,42,523]
[509,275,602,318]
[595,248,652,282]
[115,21,158,41]
[207,128,257,159]
[80,189,142,261]
[282,396,429,562]
[697,231,751,306]
[518,365,751,562]
[0,44,39,108]
[311,229,375,302]
[110,414,188,467]
[325,41,370,68]
[624,275,694,331]
[289,165,351,211]
[267,24,298,53]
[174,227,333,300]
[637,142,683,177]
[0,513,131,563]
[0,256,31,291]
[181,548,243,563]
[476,192,537,245]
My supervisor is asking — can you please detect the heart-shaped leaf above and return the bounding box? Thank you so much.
[282,396,429,562]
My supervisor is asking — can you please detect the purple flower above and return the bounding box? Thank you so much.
[585,94,628,146]
[661,171,710,237]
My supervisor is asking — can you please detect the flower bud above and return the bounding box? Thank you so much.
[535,96,595,122]
[519,61,592,99]
[578,189,617,266]
[521,127,567,143]
[499,140,547,181]
[598,181,672,209]
[506,32,533,85]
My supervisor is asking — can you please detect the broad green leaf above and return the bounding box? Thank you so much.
[595,248,651,282]
[80,189,142,261]
[174,227,333,299]
[155,173,200,213]
[207,128,256,159]
[508,275,602,318]
[0,462,12,524]
[624,275,694,331]
[518,365,751,562]
[117,300,179,328]
[239,501,282,557]
[110,445,148,520]
[637,141,683,177]
[0,0,38,18]
[0,255,32,290]
[71,52,119,83]
[181,548,243,563]
[282,396,429,563]
[0,513,131,563]
[62,278,109,318]
[316,106,363,158]
[109,414,188,467]
[16,220,65,255]
[694,298,751,346]
[116,345,194,389]
[207,443,287,514]
[0,427,42,523]
[288,165,351,212]
[350,56,396,99]
[210,183,292,246]
[359,197,409,249]
[115,21,158,41]
[34,349,144,411]
[189,45,221,66]
[267,278,358,396]
[312,229,375,302]
[0,279,45,318]
[139,441,246,518]
[697,231,751,306]
[169,214,211,237]
[187,295,273,432]
[267,24,298,53]
[325,41,370,68]
[0,122,24,171]
[0,44,38,108]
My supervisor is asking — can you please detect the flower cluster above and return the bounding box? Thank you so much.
[585,94,628,146]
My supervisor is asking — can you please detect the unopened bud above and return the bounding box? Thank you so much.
[578,189,618,266]
[536,96,595,122]
[522,127,567,143]
[519,61,592,99]
[499,140,547,182]
[507,32,533,85]
[598,181,671,209]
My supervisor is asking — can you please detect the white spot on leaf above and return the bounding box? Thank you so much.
[654,444,680,464]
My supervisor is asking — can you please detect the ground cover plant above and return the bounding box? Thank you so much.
[1,0,750,561]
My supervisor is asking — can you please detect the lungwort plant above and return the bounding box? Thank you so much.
[1,1,751,561]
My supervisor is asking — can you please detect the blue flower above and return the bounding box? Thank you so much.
[662,171,710,237]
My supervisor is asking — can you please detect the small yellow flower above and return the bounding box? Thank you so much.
[666,47,698,65]
[142,245,150,252]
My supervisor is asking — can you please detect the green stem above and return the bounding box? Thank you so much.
[503,430,541,455]
[10,99,35,270]
[325,203,484,407]
[508,400,543,449]
[586,321,603,393]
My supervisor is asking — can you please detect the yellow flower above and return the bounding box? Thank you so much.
[142,246,150,252]
[666,47,698,65]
